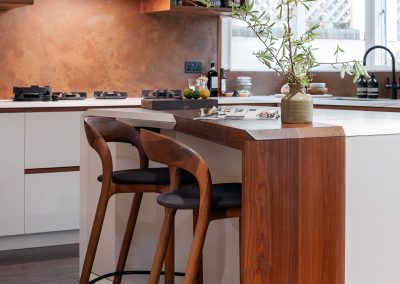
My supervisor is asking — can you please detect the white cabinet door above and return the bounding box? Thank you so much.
[25,112,82,169]
[0,113,25,236]
[25,171,80,234]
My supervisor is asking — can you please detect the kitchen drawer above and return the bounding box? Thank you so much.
[0,113,25,236]
[25,111,82,169]
[25,171,80,234]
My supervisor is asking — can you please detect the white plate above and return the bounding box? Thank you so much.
[309,83,326,88]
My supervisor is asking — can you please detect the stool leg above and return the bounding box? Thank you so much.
[113,192,143,284]
[80,191,110,284]
[239,215,243,284]
[183,212,210,284]
[164,219,175,284]
[149,208,177,284]
[192,210,203,284]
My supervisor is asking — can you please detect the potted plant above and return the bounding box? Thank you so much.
[199,0,368,123]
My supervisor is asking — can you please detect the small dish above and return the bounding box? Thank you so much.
[225,92,234,97]
[309,82,326,88]
[238,90,251,97]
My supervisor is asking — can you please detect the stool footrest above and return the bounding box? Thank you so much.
[88,270,185,284]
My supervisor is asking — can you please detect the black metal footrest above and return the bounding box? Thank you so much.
[88,270,185,284]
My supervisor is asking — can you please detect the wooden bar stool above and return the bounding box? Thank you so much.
[140,129,242,284]
[81,117,196,284]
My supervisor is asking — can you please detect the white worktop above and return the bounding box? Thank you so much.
[2,95,400,109]
[218,95,400,108]
[0,98,142,109]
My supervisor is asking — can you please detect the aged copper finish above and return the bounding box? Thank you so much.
[0,0,217,99]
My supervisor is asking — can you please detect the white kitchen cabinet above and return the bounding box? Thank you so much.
[25,171,80,234]
[0,113,25,237]
[25,112,82,169]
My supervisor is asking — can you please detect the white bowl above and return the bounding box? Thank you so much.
[225,92,234,97]
[309,83,326,88]
[238,91,251,97]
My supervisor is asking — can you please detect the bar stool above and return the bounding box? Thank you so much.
[81,117,196,284]
[140,129,242,284]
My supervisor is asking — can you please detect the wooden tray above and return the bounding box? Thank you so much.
[141,98,218,110]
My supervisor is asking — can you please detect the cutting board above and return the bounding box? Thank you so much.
[141,98,218,110]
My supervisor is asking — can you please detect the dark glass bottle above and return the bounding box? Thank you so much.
[367,73,379,99]
[207,63,219,97]
[220,68,227,96]
[356,75,368,98]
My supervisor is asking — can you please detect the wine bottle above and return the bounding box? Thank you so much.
[220,68,227,96]
[367,73,379,99]
[207,63,219,97]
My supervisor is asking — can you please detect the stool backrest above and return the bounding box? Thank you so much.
[84,117,149,183]
[140,129,212,210]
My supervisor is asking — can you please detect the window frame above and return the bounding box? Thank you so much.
[222,0,397,72]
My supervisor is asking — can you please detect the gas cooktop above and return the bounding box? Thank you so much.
[52,92,87,101]
[94,91,128,99]
[13,85,52,101]
[142,89,182,99]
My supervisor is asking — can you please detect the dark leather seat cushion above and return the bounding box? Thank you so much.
[157,183,242,209]
[97,168,196,185]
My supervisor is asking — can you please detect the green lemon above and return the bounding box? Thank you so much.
[183,88,193,99]
[192,90,201,100]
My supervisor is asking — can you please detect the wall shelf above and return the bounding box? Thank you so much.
[140,0,232,16]
[0,0,33,9]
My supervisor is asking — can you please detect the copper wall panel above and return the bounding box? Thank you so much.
[0,0,217,99]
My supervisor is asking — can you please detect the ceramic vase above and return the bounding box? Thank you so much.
[280,83,313,124]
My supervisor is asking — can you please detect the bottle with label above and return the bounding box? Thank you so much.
[356,75,368,98]
[220,68,227,96]
[367,73,379,99]
[207,63,219,97]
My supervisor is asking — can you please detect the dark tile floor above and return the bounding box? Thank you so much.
[0,244,79,284]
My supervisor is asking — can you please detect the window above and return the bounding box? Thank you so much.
[224,0,400,71]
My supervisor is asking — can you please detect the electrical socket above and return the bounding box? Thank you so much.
[184,61,202,73]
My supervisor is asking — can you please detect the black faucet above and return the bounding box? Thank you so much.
[363,45,398,99]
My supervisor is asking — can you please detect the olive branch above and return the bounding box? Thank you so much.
[200,0,369,85]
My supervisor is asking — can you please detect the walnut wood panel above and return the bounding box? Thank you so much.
[140,0,171,14]
[140,0,231,16]
[25,166,79,175]
[0,0,33,9]
[241,137,345,284]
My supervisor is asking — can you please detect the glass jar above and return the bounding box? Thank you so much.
[235,76,252,97]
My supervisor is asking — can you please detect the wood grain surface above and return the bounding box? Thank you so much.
[170,109,345,149]
[241,137,345,284]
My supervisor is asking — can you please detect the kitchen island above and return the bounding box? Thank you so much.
[81,106,400,284]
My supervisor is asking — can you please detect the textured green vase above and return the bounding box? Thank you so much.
[281,83,313,124]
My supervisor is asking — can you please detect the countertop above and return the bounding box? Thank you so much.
[85,107,400,138]
[1,96,400,110]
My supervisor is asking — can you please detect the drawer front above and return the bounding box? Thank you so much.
[0,113,25,236]
[25,171,80,234]
[25,112,82,169]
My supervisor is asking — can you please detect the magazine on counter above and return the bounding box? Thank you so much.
[195,107,280,120]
